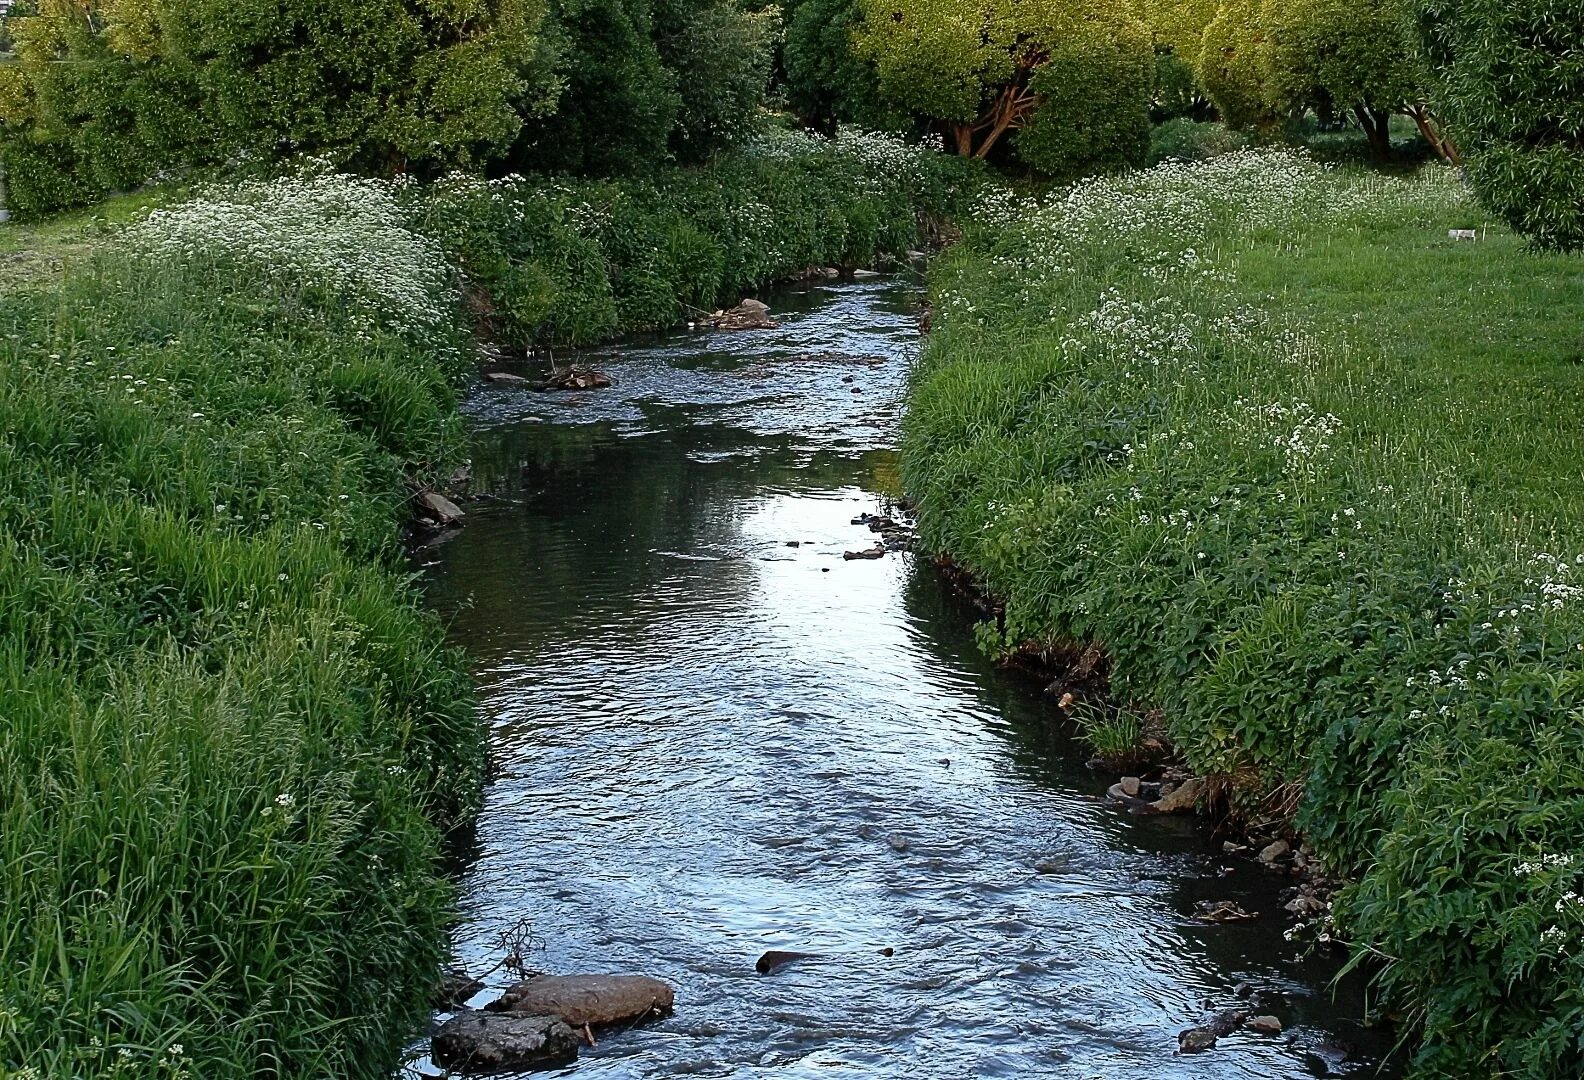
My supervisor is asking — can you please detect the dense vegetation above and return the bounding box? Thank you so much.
[0,174,483,1078]
[905,152,1584,1075]
[420,128,976,347]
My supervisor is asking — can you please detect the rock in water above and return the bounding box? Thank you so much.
[1259,839,1291,864]
[482,371,534,386]
[433,967,485,1009]
[488,974,675,1027]
[1150,776,1204,813]
[843,545,887,560]
[1120,775,1142,798]
[414,490,466,528]
[1178,1027,1219,1053]
[756,950,817,974]
[1247,1015,1283,1034]
[432,1011,579,1073]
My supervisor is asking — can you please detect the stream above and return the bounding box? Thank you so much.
[413,280,1402,1079]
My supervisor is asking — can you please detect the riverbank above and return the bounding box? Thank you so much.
[417,128,978,350]
[903,151,1584,1075]
[0,135,968,1079]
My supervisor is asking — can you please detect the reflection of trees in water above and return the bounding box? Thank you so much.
[431,420,896,656]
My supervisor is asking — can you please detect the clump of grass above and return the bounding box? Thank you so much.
[0,174,482,1078]
[1073,705,1147,772]
[905,150,1584,1075]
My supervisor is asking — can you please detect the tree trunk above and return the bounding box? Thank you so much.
[1406,104,1463,166]
[951,122,974,157]
[1358,106,1392,163]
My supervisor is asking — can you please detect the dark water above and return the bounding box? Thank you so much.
[414,281,1400,1078]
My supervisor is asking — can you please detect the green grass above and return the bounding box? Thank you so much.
[904,153,1584,1076]
[0,187,184,290]
[0,177,483,1079]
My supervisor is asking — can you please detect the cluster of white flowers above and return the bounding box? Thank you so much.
[1516,853,1575,876]
[1055,290,1204,387]
[126,171,458,346]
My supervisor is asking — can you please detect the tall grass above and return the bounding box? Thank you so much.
[0,174,483,1078]
[904,152,1584,1076]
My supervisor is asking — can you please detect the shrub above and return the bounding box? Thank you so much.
[422,130,979,346]
[1147,118,1249,163]
[1196,0,1275,130]
[1416,0,1584,250]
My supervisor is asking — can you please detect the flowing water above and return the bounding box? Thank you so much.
[414,280,1401,1079]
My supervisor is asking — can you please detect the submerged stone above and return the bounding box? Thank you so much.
[432,1010,579,1073]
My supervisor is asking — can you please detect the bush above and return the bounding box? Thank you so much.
[1014,14,1154,180]
[1196,0,1274,130]
[1417,0,1584,250]
[1147,118,1250,163]
[0,171,483,1078]
[421,129,980,347]
[906,152,1584,1075]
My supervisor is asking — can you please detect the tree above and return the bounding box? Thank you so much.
[782,0,909,133]
[0,0,559,216]
[1196,0,1274,131]
[656,0,777,161]
[1415,0,1584,250]
[853,0,1153,171]
[1265,0,1424,162]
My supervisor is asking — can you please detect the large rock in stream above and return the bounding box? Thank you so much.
[432,1010,580,1073]
[488,974,675,1028]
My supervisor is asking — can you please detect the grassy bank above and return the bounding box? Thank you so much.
[904,152,1584,1075]
[418,128,978,348]
[0,172,484,1078]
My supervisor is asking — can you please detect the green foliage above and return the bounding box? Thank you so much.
[1416,0,1584,250]
[852,0,1154,176]
[906,151,1584,1075]
[0,0,559,218]
[781,0,908,132]
[657,0,777,161]
[0,173,482,1077]
[1147,118,1248,163]
[1138,0,1220,71]
[515,0,679,173]
[1265,0,1424,158]
[421,129,979,346]
[1013,13,1153,180]
[1266,0,1422,114]
[1196,0,1274,130]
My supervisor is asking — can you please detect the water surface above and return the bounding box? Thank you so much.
[416,280,1399,1079]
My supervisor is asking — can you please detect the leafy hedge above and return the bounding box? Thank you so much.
[0,173,483,1079]
[1416,0,1584,250]
[905,153,1584,1075]
[418,128,980,347]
